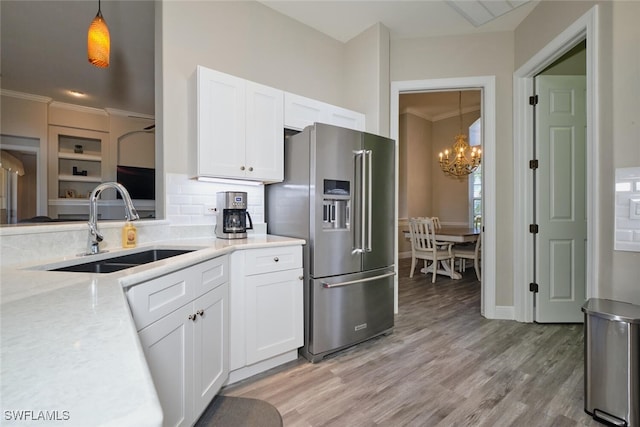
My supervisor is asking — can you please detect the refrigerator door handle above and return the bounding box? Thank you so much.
[353,149,366,254]
[366,149,373,252]
[322,271,396,288]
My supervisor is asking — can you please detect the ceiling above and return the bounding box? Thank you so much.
[258,0,538,42]
[0,1,537,117]
[400,90,481,122]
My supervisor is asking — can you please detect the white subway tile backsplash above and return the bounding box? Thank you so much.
[167,194,192,205]
[616,230,633,242]
[165,173,266,227]
[180,205,204,215]
[615,166,640,252]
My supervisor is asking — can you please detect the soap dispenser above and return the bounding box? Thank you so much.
[122,221,137,248]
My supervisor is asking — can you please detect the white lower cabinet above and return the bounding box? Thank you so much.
[229,245,304,383]
[127,256,229,427]
[245,269,303,365]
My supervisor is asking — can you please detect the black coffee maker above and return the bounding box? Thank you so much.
[215,191,253,239]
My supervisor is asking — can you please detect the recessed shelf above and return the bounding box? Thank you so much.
[58,174,102,183]
[58,152,102,162]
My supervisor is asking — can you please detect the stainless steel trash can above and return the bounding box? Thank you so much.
[582,299,640,427]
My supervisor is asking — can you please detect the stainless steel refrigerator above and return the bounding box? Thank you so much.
[266,123,395,362]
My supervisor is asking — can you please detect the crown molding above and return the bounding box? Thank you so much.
[1,89,52,104]
[49,101,108,116]
[401,104,481,122]
[105,108,154,121]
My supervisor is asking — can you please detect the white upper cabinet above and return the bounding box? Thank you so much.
[245,81,284,182]
[196,66,283,183]
[284,92,365,132]
[196,66,366,182]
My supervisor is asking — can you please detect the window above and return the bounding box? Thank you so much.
[468,118,482,227]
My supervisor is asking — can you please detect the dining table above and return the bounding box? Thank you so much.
[403,226,481,279]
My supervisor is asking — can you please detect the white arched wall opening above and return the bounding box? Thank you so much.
[513,6,599,322]
[390,76,497,318]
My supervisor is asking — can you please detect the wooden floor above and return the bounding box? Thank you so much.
[220,258,599,426]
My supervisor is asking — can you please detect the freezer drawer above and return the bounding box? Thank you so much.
[305,268,394,362]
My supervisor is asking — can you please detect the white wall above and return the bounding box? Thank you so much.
[344,23,391,136]
[391,31,514,306]
[160,0,346,177]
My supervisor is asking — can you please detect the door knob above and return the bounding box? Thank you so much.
[188,314,196,321]
[274,257,279,262]
[197,309,204,317]
[248,167,254,172]
[240,166,245,171]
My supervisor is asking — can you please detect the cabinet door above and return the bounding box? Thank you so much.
[245,268,303,365]
[197,66,246,178]
[193,285,229,419]
[284,92,366,132]
[245,81,284,182]
[138,304,194,427]
[283,92,325,131]
[325,105,366,131]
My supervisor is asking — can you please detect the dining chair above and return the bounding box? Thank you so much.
[454,232,482,281]
[408,217,455,282]
[431,217,442,229]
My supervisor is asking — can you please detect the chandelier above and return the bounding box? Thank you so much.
[438,91,481,177]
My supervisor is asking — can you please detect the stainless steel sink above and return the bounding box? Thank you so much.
[51,249,195,273]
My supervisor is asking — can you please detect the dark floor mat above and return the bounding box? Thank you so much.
[195,395,283,427]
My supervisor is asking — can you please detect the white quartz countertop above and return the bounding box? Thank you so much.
[0,234,304,427]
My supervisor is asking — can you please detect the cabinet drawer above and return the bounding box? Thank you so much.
[127,256,228,330]
[193,256,228,297]
[127,268,196,330]
[243,246,302,275]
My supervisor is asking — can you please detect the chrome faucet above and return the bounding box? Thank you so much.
[85,182,140,255]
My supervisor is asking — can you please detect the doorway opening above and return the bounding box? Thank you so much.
[513,6,599,322]
[391,76,497,318]
[398,89,482,230]
[0,135,42,223]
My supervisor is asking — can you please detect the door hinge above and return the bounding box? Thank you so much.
[529,282,539,293]
[529,159,539,169]
[529,95,539,105]
[529,224,539,234]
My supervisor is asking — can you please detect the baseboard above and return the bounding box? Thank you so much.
[226,350,298,385]
[492,305,515,320]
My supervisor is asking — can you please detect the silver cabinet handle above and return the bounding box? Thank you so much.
[274,257,279,262]
[240,166,245,171]
[298,275,304,280]
[322,271,395,288]
[248,167,254,171]
[197,309,204,317]
[188,314,196,321]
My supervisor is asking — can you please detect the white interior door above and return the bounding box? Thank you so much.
[535,75,587,323]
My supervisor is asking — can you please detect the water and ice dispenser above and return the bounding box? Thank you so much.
[322,180,350,230]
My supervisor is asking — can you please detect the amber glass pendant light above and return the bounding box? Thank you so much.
[87,0,110,68]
